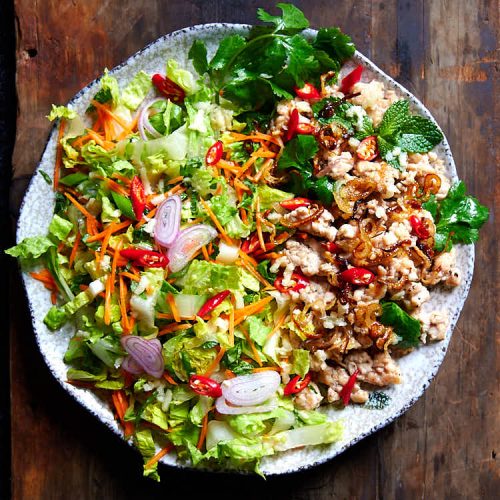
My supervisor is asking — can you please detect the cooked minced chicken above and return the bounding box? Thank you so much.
[268,75,462,409]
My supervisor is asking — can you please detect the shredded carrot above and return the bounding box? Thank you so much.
[255,197,266,252]
[86,220,131,242]
[112,390,134,437]
[119,275,130,334]
[87,129,112,149]
[241,327,262,367]
[51,291,57,304]
[100,222,116,261]
[225,369,236,379]
[94,175,129,197]
[158,323,193,336]
[239,208,248,224]
[135,206,158,228]
[266,312,287,340]
[144,444,175,470]
[197,414,209,450]
[217,159,240,174]
[30,269,57,288]
[229,131,281,146]
[236,155,258,179]
[91,100,133,135]
[253,158,274,182]
[238,249,258,267]
[167,175,184,185]
[53,120,66,191]
[199,198,233,245]
[201,245,210,261]
[253,150,276,158]
[119,271,140,282]
[111,172,132,185]
[71,134,91,149]
[234,296,274,324]
[253,366,281,373]
[204,347,227,377]
[63,192,99,227]
[157,312,196,321]
[166,293,180,322]
[163,372,178,385]
[237,256,273,289]
[68,231,81,269]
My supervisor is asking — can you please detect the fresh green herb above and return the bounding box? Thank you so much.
[375,100,443,169]
[423,181,489,251]
[110,191,136,220]
[256,260,277,284]
[380,301,421,348]
[278,135,334,204]
[39,170,52,185]
[201,341,218,349]
[59,172,88,187]
[188,3,354,113]
[223,340,255,374]
[364,391,391,410]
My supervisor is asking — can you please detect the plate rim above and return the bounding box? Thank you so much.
[16,22,474,476]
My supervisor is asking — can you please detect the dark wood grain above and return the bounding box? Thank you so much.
[10,1,499,498]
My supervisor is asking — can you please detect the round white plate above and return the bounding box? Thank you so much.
[17,23,474,475]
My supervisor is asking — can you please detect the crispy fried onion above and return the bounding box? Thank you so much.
[320,71,336,96]
[334,178,377,215]
[290,304,320,339]
[368,322,394,350]
[280,204,324,228]
[355,303,381,329]
[423,173,441,197]
[303,327,350,353]
[318,122,349,150]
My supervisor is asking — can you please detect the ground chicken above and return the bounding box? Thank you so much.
[416,310,449,343]
[282,207,337,241]
[317,365,369,404]
[399,282,431,309]
[345,351,401,386]
[317,152,355,180]
[353,160,400,199]
[423,247,461,286]
[293,382,324,410]
[350,82,398,127]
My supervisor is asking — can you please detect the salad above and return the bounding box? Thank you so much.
[7,4,488,480]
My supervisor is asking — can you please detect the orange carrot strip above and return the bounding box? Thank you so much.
[53,120,66,191]
[167,175,184,185]
[253,366,281,373]
[197,414,209,450]
[236,155,258,179]
[69,231,82,269]
[201,245,210,261]
[91,100,132,134]
[119,271,140,282]
[234,296,274,321]
[241,327,263,367]
[255,197,266,252]
[100,222,115,261]
[163,372,178,385]
[204,347,227,377]
[119,275,130,334]
[253,158,274,182]
[156,312,196,321]
[224,369,236,379]
[144,444,175,470]
[266,313,287,340]
[239,208,248,224]
[111,172,132,185]
[253,150,276,158]
[158,323,193,336]
[110,240,123,294]
[199,199,233,245]
[63,192,99,225]
[166,293,180,322]
[86,220,131,242]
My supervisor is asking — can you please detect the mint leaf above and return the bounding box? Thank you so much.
[313,27,355,63]
[377,100,409,138]
[398,115,443,152]
[380,302,421,348]
[188,40,208,76]
[257,3,309,32]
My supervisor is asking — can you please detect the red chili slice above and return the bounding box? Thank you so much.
[205,140,223,166]
[339,267,375,285]
[284,373,312,396]
[130,176,146,220]
[241,233,260,254]
[120,248,169,268]
[189,375,222,398]
[197,290,231,318]
[279,197,312,210]
[275,271,310,293]
[285,109,299,142]
[356,135,379,161]
[339,369,360,406]
[152,73,185,104]
[340,65,363,94]
[322,241,339,253]
[296,123,316,135]
[409,215,431,239]
[294,83,321,100]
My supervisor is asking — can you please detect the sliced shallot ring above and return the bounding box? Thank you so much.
[221,371,281,407]
[154,195,181,247]
[215,397,278,415]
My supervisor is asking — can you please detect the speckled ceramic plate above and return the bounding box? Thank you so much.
[17,24,474,475]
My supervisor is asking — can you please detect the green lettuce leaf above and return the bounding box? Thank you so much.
[291,349,310,378]
[134,429,160,481]
[6,236,55,260]
[121,70,152,110]
[47,105,77,121]
[380,301,421,348]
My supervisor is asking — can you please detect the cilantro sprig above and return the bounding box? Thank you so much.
[423,181,489,251]
[188,3,355,113]
[375,100,444,169]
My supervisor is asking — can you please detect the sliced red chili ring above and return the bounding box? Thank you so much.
[241,233,261,254]
[120,248,169,268]
[296,123,316,135]
[339,369,360,406]
[197,290,231,318]
[284,373,312,396]
[130,175,146,220]
[152,73,186,104]
[285,108,299,141]
[279,197,312,210]
[294,83,321,100]
[205,140,223,166]
[409,215,431,239]
[356,135,379,161]
[339,267,375,285]
[322,241,340,253]
[340,65,363,94]
[189,375,222,397]
[274,271,310,293]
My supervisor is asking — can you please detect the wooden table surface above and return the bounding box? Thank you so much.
[10,1,499,498]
